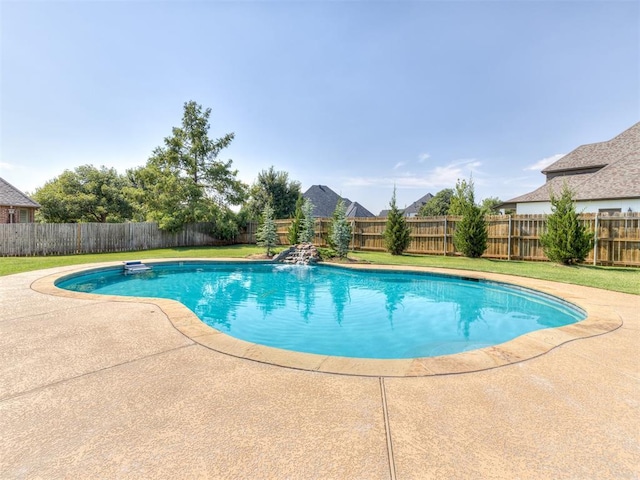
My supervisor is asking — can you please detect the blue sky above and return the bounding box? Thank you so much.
[1,0,638,215]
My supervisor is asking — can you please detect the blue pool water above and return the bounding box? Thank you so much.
[57,262,585,359]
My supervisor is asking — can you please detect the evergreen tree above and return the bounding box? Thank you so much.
[256,204,278,256]
[452,178,488,258]
[287,194,304,245]
[298,198,315,243]
[540,184,593,265]
[383,187,411,255]
[330,200,352,258]
[128,100,247,232]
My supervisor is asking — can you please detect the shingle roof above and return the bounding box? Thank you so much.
[403,193,433,215]
[302,185,374,218]
[542,122,640,174]
[345,201,375,218]
[0,177,40,208]
[506,122,640,204]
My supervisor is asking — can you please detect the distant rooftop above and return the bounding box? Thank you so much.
[302,185,374,218]
[0,177,40,208]
[505,122,640,205]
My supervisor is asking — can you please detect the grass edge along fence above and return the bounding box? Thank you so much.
[1,214,638,267]
[0,222,255,257]
[269,213,639,267]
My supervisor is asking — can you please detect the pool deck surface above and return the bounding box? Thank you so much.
[1,260,639,479]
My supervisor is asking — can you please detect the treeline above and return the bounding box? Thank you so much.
[31,101,301,239]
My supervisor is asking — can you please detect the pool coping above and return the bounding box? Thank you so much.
[31,258,624,377]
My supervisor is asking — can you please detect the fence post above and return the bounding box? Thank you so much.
[507,215,512,261]
[76,223,82,254]
[443,216,447,256]
[593,213,599,266]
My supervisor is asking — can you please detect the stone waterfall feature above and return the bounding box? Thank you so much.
[272,243,320,265]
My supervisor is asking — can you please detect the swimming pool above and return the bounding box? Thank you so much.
[56,262,585,359]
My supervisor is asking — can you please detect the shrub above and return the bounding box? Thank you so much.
[298,198,315,243]
[453,203,488,257]
[540,184,593,265]
[287,195,304,245]
[383,187,411,255]
[256,204,278,256]
[330,200,352,258]
[452,178,487,258]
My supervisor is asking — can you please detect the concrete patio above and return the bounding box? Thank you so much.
[1,262,638,479]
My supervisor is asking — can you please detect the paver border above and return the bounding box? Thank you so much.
[30,258,624,377]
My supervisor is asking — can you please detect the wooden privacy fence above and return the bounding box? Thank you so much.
[267,213,640,267]
[1,214,638,266]
[0,222,234,256]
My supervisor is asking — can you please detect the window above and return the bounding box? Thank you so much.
[19,209,29,223]
[598,208,621,216]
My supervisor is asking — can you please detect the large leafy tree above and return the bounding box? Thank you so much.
[419,188,453,216]
[480,197,502,215]
[448,179,474,216]
[243,166,301,220]
[129,101,247,232]
[540,184,593,265]
[329,199,352,258]
[33,165,133,223]
[383,187,411,255]
[452,178,487,258]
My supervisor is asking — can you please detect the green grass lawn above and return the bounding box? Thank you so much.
[0,245,264,277]
[0,245,637,295]
[350,251,639,295]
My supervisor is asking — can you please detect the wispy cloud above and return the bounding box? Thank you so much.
[393,161,406,170]
[0,161,15,171]
[418,153,430,163]
[344,159,482,188]
[524,153,565,171]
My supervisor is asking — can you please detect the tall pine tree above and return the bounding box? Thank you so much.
[452,178,487,258]
[298,198,315,243]
[287,194,304,245]
[383,187,411,255]
[330,200,352,258]
[256,204,278,256]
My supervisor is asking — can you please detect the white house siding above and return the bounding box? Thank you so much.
[516,198,640,215]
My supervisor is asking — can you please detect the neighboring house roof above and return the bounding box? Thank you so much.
[505,122,640,205]
[345,201,375,218]
[302,185,374,217]
[403,193,434,216]
[378,193,434,217]
[542,122,640,175]
[0,177,40,208]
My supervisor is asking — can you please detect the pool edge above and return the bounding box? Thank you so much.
[30,258,625,377]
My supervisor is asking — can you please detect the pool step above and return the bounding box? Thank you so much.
[123,261,152,274]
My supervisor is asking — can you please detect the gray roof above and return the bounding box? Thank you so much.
[0,177,40,208]
[378,193,433,217]
[542,122,639,174]
[302,185,374,218]
[403,192,434,215]
[345,201,375,218]
[506,122,640,204]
